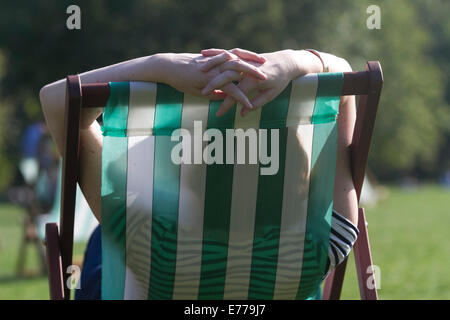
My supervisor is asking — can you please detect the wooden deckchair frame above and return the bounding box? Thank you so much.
[45,61,383,300]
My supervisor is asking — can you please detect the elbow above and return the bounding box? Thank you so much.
[340,58,353,72]
[39,79,66,117]
[320,52,353,73]
[335,57,353,73]
[39,84,51,113]
[38,80,67,154]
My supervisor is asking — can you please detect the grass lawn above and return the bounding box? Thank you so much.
[0,184,449,299]
[0,203,87,300]
[340,184,450,299]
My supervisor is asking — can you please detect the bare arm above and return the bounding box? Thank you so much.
[320,53,358,226]
[39,49,357,226]
[39,52,266,221]
[202,49,358,225]
[297,51,358,225]
[40,55,167,221]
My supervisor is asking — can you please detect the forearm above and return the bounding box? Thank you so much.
[328,57,358,226]
[78,123,102,221]
[286,49,358,224]
[39,54,170,154]
[39,54,171,221]
[39,51,264,221]
[292,49,358,224]
[334,131,359,227]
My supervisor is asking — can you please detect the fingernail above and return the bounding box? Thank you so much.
[213,90,226,97]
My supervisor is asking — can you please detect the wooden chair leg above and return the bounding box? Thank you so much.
[45,223,64,300]
[323,207,378,300]
[354,208,378,300]
[323,257,347,300]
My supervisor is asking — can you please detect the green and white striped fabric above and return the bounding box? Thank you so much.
[100,72,344,300]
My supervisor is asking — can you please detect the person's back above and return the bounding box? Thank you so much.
[40,48,359,299]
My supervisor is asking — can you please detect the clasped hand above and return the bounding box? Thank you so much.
[161,48,302,117]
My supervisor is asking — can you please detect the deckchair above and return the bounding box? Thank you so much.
[45,61,383,300]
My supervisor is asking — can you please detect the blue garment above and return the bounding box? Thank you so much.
[75,225,102,300]
[21,123,44,158]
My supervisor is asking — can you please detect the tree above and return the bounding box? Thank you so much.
[0,0,448,189]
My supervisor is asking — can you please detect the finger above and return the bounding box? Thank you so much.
[215,95,236,117]
[230,48,266,64]
[239,80,262,117]
[250,88,279,110]
[216,78,257,117]
[220,59,266,80]
[201,70,242,95]
[187,86,226,98]
[220,83,253,110]
[201,48,228,57]
[202,48,267,64]
[199,51,236,72]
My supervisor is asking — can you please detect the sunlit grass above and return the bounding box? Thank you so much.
[341,184,450,299]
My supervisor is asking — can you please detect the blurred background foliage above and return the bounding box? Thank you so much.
[0,0,448,189]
